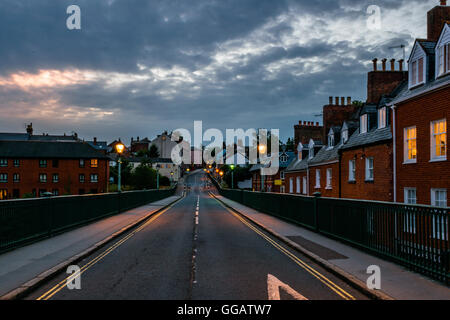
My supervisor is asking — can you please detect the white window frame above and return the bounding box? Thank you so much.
[378,107,387,129]
[289,178,294,194]
[328,133,334,149]
[296,177,300,194]
[39,174,47,183]
[410,57,425,88]
[431,189,447,208]
[90,174,99,183]
[360,114,368,134]
[342,130,348,143]
[404,126,417,164]
[326,168,332,189]
[430,119,447,161]
[280,170,286,180]
[365,157,374,181]
[0,173,7,183]
[349,160,356,182]
[302,177,307,195]
[404,188,417,205]
[315,170,321,189]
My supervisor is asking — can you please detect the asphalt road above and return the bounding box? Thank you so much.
[24,171,369,300]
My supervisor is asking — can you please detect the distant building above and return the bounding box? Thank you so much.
[0,140,109,200]
[130,137,151,154]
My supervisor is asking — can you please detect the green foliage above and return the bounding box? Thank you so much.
[131,165,157,190]
[110,159,133,186]
[159,176,171,187]
[223,165,252,189]
[148,145,160,158]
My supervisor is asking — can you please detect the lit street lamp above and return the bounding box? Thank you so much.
[258,144,267,192]
[230,165,235,189]
[115,141,125,193]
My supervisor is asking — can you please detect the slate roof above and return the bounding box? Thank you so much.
[0,141,109,159]
[285,157,309,173]
[418,40,436,55]
[0,133,78,142]
[309,145,340,165]
[341,126,392,150]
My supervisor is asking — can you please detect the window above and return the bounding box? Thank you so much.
[437,44,449,77]
[302,177,307,195]
[289,178,294,194]
[90,159,98,168]
[52,189,59,196]
[39,174,47,183]
[53,174,59,183]
[349,160,356,182]
[328,133,334,148]
[13,173,20,183]
[315,170,320,188]
[90,174,99,183]
[430,119,447,160]
[280,171,285,180]
[410,57,424,87]
[404,188,417,205]
[280,154,288,162]
[365,157,374,181]
[431,189,447,208]
[296,177,301,194]
[79,174,85,183]
[404,127,417,163]
[0,189,8,200]
[39,160,47,168]
[378,107,387,129]
[360,114,368,134]
[13,160,20,167]
[342,130,349,144]
[79,159,85,168]
[0,159,7,167]
[309,147,314,159]
[52,160,59,168]
[326,168,332,189]
[0,174,7,183]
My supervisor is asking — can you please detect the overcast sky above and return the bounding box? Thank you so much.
[0,0,437,143]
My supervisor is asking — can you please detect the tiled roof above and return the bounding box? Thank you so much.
[341,126,392,150]
[285,157,309,172]
[309,145,340,165]
[418,40,436,56]
[0,141,109,159]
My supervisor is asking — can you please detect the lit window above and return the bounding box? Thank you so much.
[91,159,98,168]
[360,114,368,134]
[431,119,447,160]
[404,127,417,163]
[315,170,320,188]
[431,189,447,208]
[326,168,332,189]
[378,107,387,129]
[349,160,356,182]
[365,157,374,181]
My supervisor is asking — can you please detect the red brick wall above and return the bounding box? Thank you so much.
[395,86,450,205]
[285,171,308,195]
[323,104,358,138]
[308,162,340,198]
[341,143,393,202]
[252,171,285,193]
[367,71,408,104]
[0,158,109,199]
[427,5,450,42]
[294,122,324,146]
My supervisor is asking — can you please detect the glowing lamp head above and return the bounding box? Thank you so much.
[115,143,125,154]
[230,165,235,170]
[258,145,267,154]
[219,171,224,176]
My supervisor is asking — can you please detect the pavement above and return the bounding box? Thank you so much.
[0,194,181,297]
[15,171,370,300]
[211,192,450,300]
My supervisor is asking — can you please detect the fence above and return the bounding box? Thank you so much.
[0,188,176,254]
[212,177,449,285]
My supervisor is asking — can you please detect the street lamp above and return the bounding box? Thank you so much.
[170,171,174,186]
[115,141,125,192]
[258,145,267,192]
[230,165,235,189]
[156,164,160,190]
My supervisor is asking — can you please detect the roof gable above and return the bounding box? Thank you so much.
[436,23,450,48]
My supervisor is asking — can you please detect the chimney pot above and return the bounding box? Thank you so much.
[335,97,340,105]
[390,59,396,71]
[440,0,446,6]
[382,58,387,71]
[347,97,352,105]
[94,137,97,145]
[329,96,333,105]
[341,97,345,106]
[372,58,378,71]
[316,122,319,126]
[398,59,404,71]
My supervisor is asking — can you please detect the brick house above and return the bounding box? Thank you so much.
[0,141,110,200]
[294,121,323,147]
[251,151,295,193]
[389,6,450,206]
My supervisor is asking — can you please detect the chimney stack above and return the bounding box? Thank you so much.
[398,59,404,71]
[316,122,319,127]
[329,96,333,105]
[93,137,97,145]
[382,58,387,71]
[341,97,345,106]
[390,59,396,71]
[372,58,378,71]
[347,97,352,105]
[26,123,33,136]
[427,1,450,41]
[335,97,340,105]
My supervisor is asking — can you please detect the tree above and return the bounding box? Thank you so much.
[110,159,133,186]
[131,165,157,190]
[149,145,160,159]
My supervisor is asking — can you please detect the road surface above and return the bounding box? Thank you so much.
[24,171,369,300]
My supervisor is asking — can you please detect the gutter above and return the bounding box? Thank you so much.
[391,105,397,202]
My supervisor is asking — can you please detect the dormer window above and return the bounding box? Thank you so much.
[360,114,368,134]
[410,57,424,87]
[280,154,288,163]
[297,143,303,161]
[437,43,450,77]
[342,130,349,143]
[308,140,315,159]
[328,133,335,148]
[378,107,387,129]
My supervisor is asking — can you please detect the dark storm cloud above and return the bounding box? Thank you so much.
[0,0,434,142]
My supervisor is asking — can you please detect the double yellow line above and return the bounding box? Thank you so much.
[37,197,184,301]
[209,193,355,301]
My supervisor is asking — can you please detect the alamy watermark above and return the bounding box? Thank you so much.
[366,265,381,290]
[367,5,381,30]
[66,5,81,30]
[66,265,82,290]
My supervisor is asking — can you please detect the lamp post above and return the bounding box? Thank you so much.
[170,171,174,186]
[115,142,125,192]
[258,144,267,192]
[156,164,160,190]
[230,165,235,189]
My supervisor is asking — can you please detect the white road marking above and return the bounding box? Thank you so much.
[267,274,308,301]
